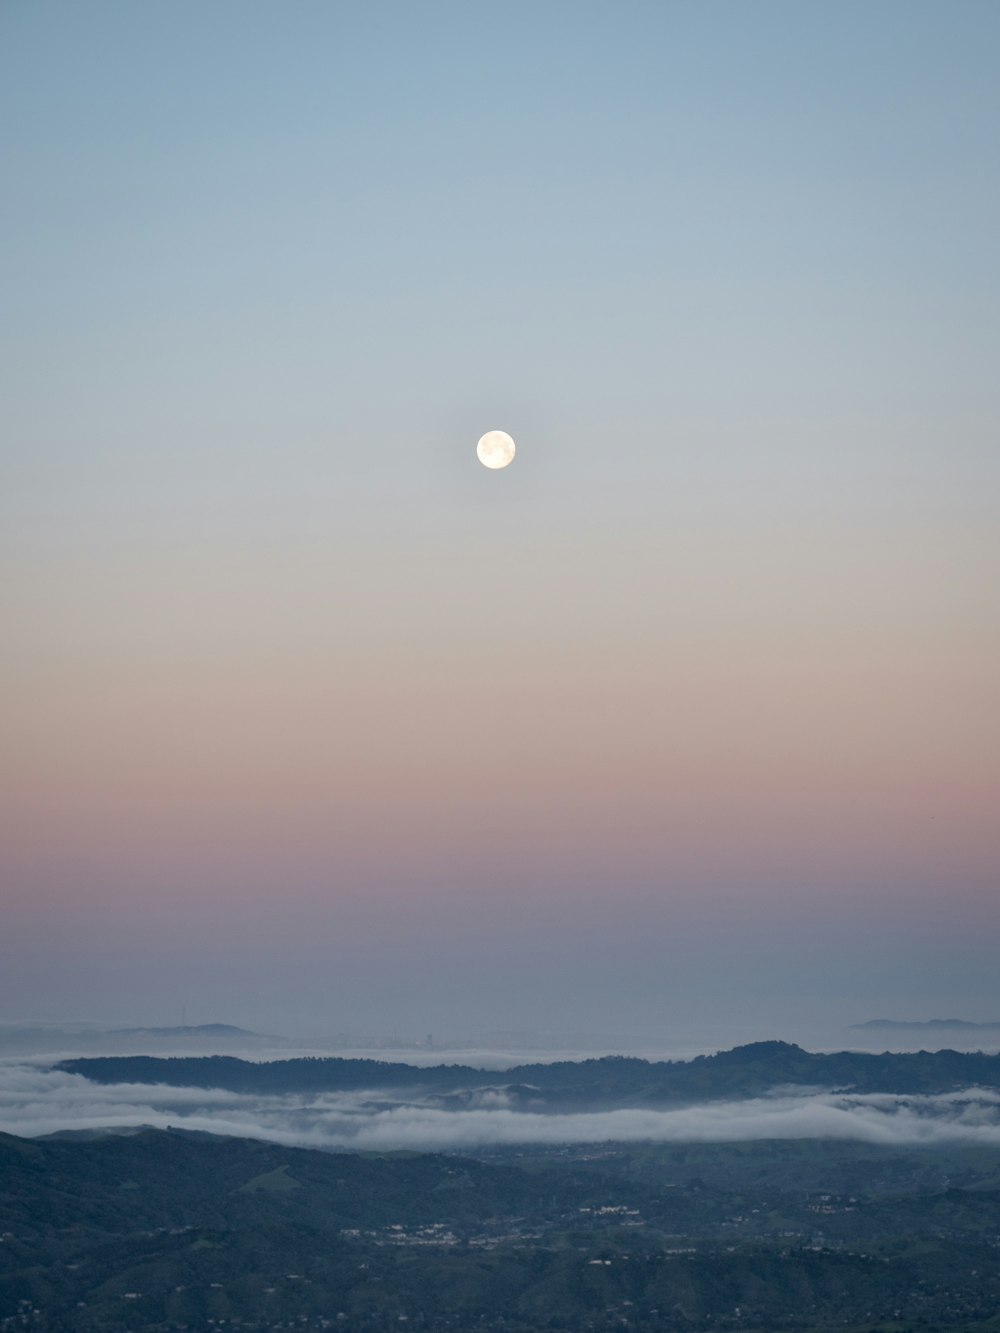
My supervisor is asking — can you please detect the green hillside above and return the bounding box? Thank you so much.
[3,1128,1000,1331]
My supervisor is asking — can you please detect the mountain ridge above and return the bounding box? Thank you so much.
[850,1018,1000,1030]
[57,1040,1000,1109]
[4,1125,1000,1331]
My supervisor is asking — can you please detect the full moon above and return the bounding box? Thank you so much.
[476,430,516,469]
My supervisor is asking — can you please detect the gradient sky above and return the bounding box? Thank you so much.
[2,0,998,1040]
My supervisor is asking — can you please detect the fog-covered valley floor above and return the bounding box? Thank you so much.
[4,1053,1000,1153]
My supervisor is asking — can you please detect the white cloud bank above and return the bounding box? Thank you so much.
[2,1060,1000,1152]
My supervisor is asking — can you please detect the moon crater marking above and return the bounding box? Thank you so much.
[477,430,516,469]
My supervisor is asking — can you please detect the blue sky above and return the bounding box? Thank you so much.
[2,1,998,1037]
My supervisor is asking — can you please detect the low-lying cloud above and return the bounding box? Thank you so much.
[2,1060,1000,1152]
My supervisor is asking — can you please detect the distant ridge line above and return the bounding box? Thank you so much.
[850,1019,1000,1030]
[57,1041,1000,1106]
[107,1023,269,1037]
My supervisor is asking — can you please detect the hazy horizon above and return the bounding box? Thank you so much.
[4,1012,1000,1067]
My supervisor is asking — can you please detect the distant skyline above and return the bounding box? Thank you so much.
[2,1,998,1038]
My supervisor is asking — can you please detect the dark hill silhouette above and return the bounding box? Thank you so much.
[58,1041,1000,1110]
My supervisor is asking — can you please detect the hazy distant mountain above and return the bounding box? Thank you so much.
[59,1039,1000,1108]
[851,1018,1000,1030]
[0,1021,285,1057]
[108,1022,268,1039]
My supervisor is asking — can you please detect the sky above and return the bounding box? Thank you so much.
[2,0,998,1043]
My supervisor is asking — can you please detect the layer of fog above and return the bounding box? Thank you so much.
[3,1060,1000,1152]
